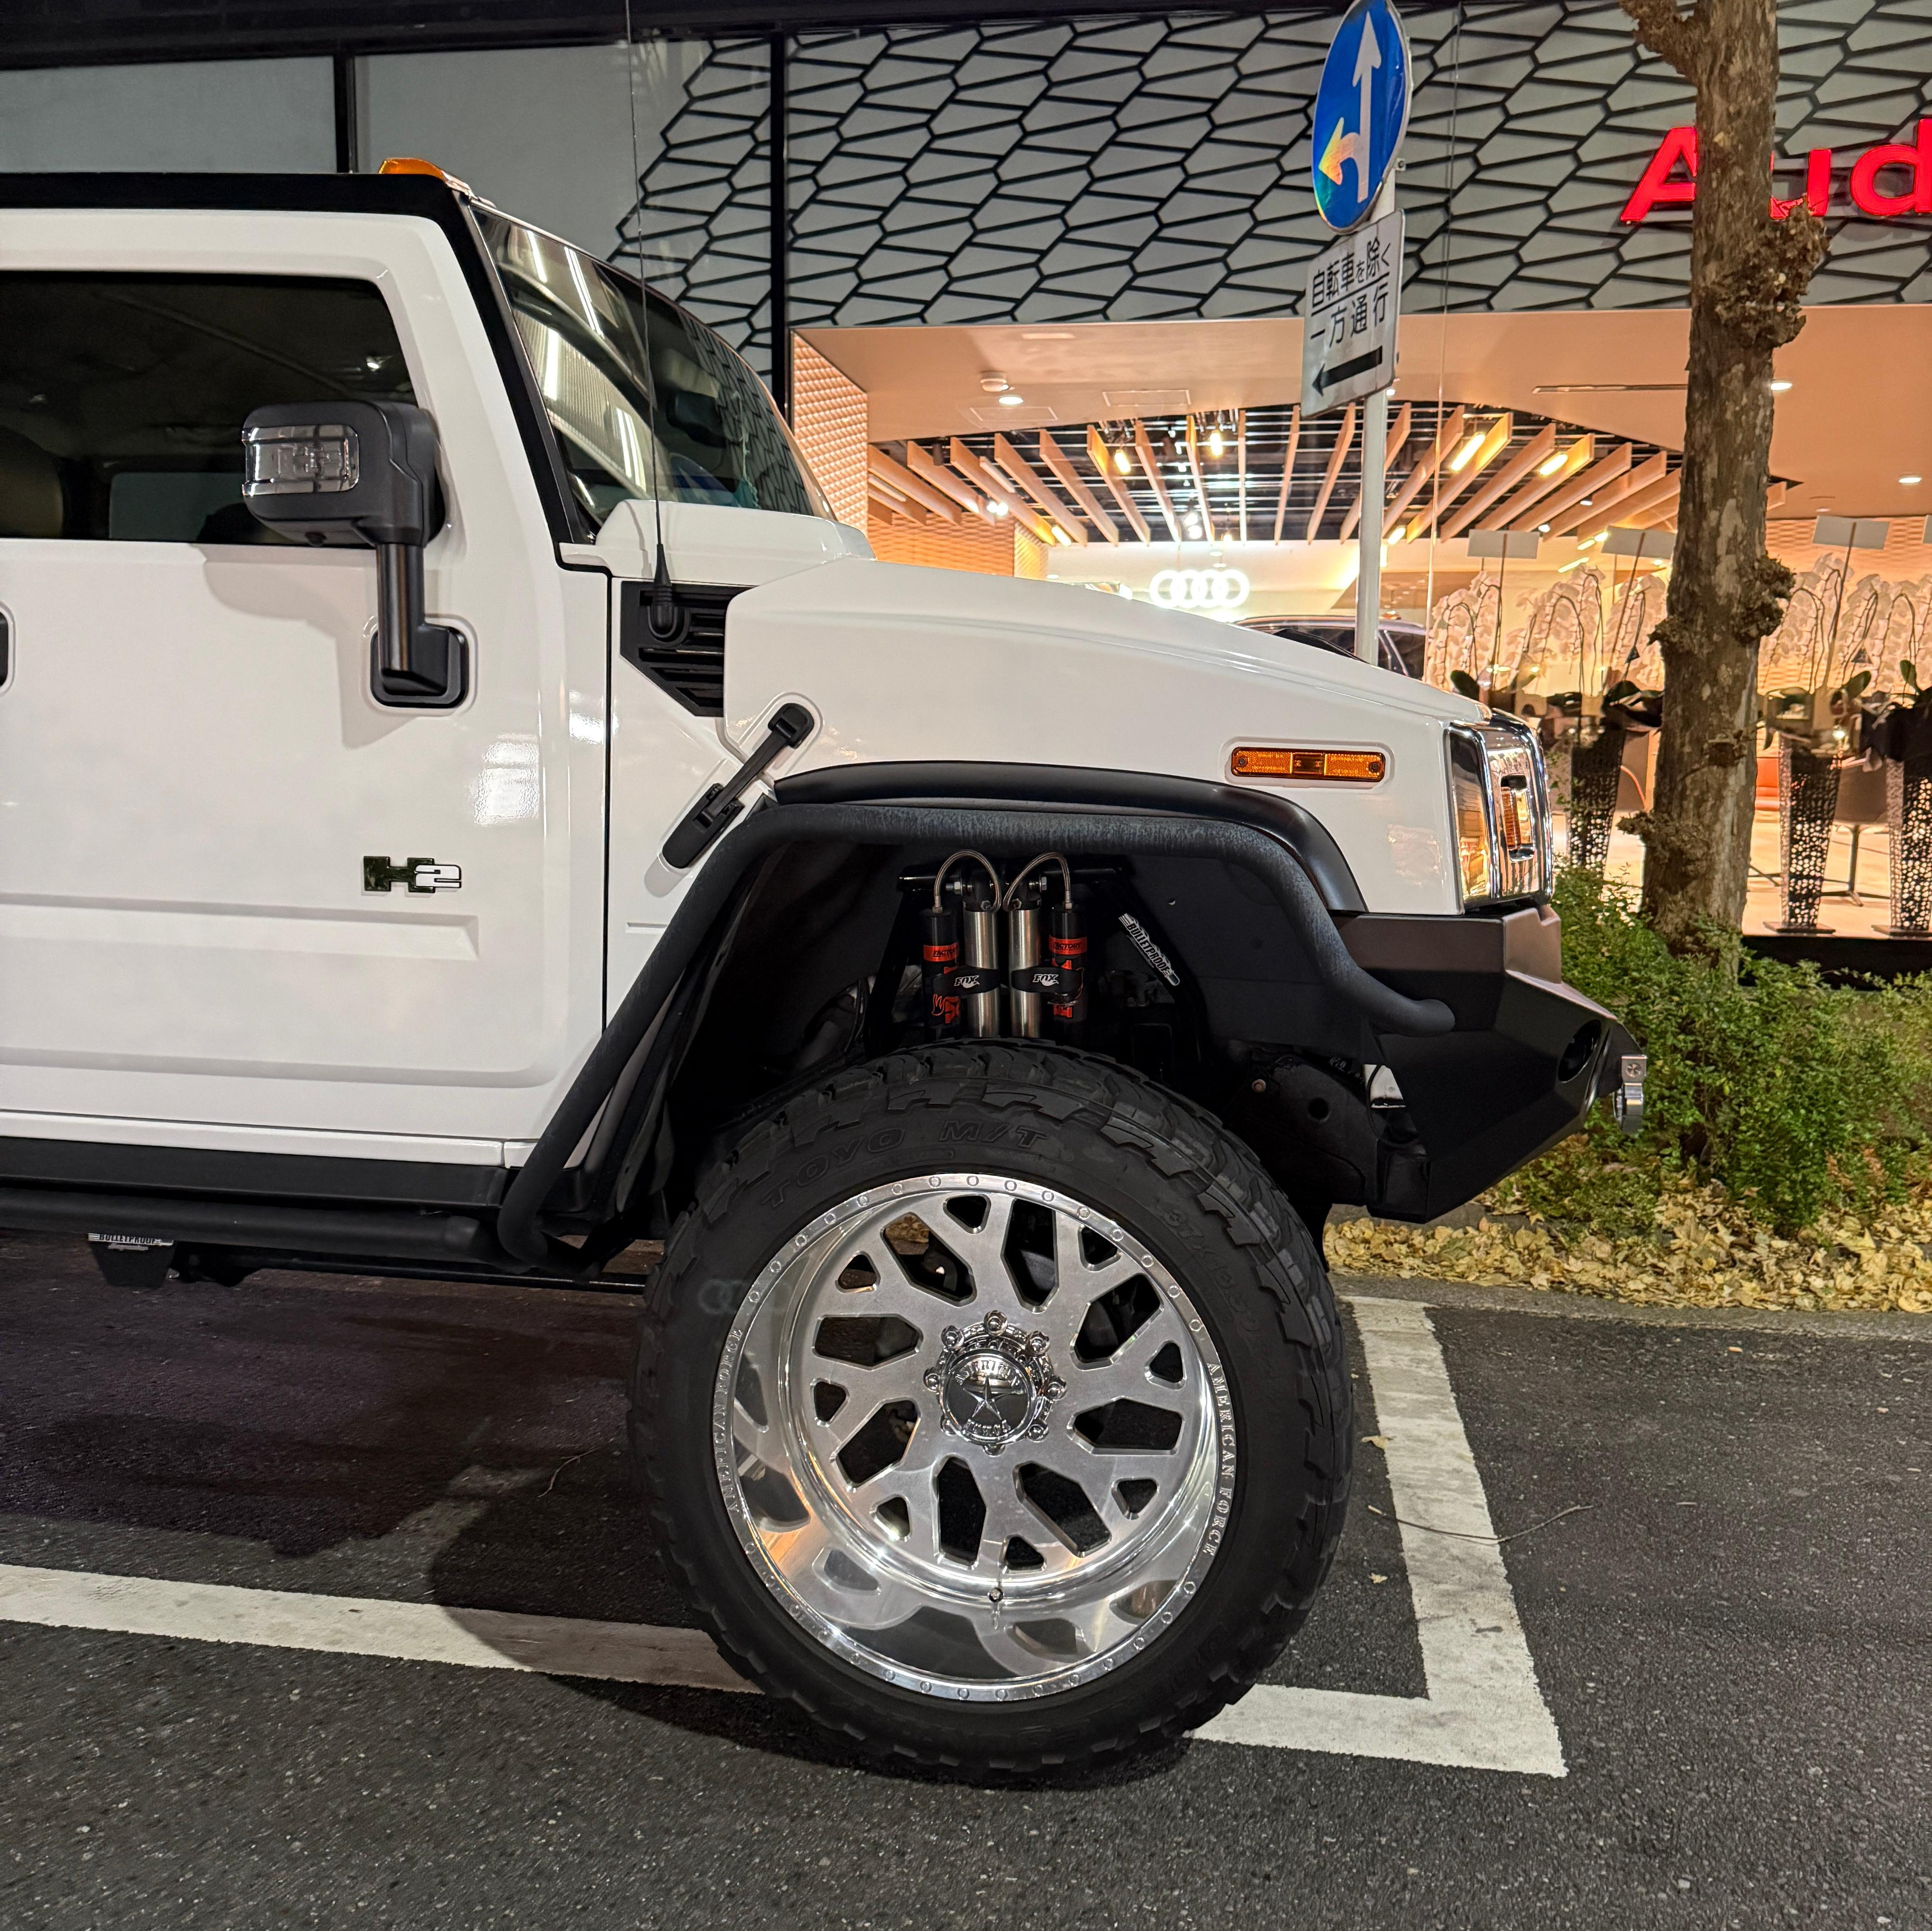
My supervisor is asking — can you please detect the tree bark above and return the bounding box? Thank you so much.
[1617,0,1824,952]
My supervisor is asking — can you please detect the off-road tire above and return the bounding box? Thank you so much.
[629,1042,1352,1771]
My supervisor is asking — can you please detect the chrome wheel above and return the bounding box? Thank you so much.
[712,1172,1234,1701]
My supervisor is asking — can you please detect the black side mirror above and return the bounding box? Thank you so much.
[241,400,466,708]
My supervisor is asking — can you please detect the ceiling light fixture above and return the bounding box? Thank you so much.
[1903,475,1923,486]
[1114,447,1133,475]
[998,393,1026,408]
[1768,379,1793,393]
[1208,428,1225,457]
[1537,451,1567,477]
[1448,431,1486,474]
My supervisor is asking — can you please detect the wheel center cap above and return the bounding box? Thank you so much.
[924,1310,1067,1454]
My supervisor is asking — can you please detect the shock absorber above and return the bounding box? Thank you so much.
[932,851,1003,1038]
[1006,855,1084,1032]
[1005,872,1048,1039]
[921,902,961,1036]
[1046,895,1088,1026]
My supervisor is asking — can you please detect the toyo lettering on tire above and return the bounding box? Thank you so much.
[629,1042,1352,1770]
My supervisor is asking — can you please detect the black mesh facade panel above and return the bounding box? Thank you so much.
[614,1,1932,373]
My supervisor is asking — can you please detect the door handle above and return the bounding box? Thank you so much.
[661,703,814,869]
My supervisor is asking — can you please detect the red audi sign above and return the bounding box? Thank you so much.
[1621,120,1932,223]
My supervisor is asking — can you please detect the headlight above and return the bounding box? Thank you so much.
[1446,717,1552,906]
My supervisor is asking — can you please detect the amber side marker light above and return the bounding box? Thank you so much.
[1231,748,1386,782]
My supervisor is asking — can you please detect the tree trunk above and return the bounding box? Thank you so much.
[1617,0,1824,952]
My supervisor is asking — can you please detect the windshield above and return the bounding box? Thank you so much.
[479,214,833,529]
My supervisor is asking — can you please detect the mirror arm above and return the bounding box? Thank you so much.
[376,541,428,688]
[372,538,465,704]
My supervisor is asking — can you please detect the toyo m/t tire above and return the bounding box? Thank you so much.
[629,1043,1352,1770]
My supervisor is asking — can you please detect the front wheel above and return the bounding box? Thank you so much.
[630,1044,1351,1770]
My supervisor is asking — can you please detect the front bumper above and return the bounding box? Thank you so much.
[1337,902,1640,1221]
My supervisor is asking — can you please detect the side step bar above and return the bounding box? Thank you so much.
[0,1184,506,1267]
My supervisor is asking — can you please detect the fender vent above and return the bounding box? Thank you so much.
[618,582,741,716]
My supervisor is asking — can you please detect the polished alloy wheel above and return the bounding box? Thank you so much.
[712,1172,1234,1700]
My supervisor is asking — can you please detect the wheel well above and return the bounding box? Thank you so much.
[501,798,1449,1273]
[645,836,1383,1231]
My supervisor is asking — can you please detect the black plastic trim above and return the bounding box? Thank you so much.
[617,580,740,714]
[0,1185,502,1264]
[775,762,1369,914]
[0,172,582,547]
[496,795,1450,1270]
[0,5,1312,73]
[0,1137,508,1210]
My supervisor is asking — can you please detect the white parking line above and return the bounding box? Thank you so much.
[0,1297,1563,1774]
[0,1564,752,1694]
[1195,1296,1566,1775]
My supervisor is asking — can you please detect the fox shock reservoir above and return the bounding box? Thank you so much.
[920,850,1086,1040]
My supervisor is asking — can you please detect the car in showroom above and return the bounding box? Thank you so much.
[1237,612,1426,679]
[0,164,1638,1771]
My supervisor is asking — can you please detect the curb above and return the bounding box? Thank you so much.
[1336,1269,1932,1343]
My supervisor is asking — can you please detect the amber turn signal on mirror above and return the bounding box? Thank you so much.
[1230,748,1386,782]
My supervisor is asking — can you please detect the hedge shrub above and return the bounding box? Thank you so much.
[1495,869,1932,1236]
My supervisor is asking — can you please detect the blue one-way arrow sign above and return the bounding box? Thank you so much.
[1312,0,1412,231]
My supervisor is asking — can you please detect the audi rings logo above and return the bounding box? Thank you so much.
[1149,566,1251,613]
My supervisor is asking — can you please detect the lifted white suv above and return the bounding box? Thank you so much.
[0,169,1635,1770]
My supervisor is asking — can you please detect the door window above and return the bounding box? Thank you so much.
[0,274,414,543]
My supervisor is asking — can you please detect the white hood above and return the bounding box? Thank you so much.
[722,555,1484,917]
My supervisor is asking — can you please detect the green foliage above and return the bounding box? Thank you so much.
[1498,868,1932,1236]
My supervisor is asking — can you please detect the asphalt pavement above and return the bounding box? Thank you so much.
[0,1228,1925,1929]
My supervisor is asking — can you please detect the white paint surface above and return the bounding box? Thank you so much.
[0,1296,1563,1774]
[0,1565,751,1697]
[1194,1296,1567,1775]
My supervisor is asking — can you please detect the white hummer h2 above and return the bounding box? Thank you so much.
[0,168,1637,1770]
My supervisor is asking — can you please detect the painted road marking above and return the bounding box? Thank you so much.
[1196,1296,1566,1775]
[0,1567,752,1695]
[0,1297,1563,1774]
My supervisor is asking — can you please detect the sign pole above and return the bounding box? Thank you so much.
[1354,179,1398,665]
[1355,391,1386,664]
[1306,0,1410,667]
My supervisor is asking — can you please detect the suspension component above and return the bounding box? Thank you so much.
[959,894,1003,1038]
[1005,854,1083,1032]
[1046,900,1087,1025]
[921,905,961,1035]
[910,851,1087,1041]
[1005,873,1048,1039]
[932,851,1004,1039]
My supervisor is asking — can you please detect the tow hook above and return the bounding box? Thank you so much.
[1611,1053,1647,1136]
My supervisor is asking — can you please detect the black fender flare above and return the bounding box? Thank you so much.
[777,761,1369,912]
[495,797,1454,1269]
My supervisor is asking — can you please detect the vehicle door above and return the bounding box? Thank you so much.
[0,207,607,1160]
